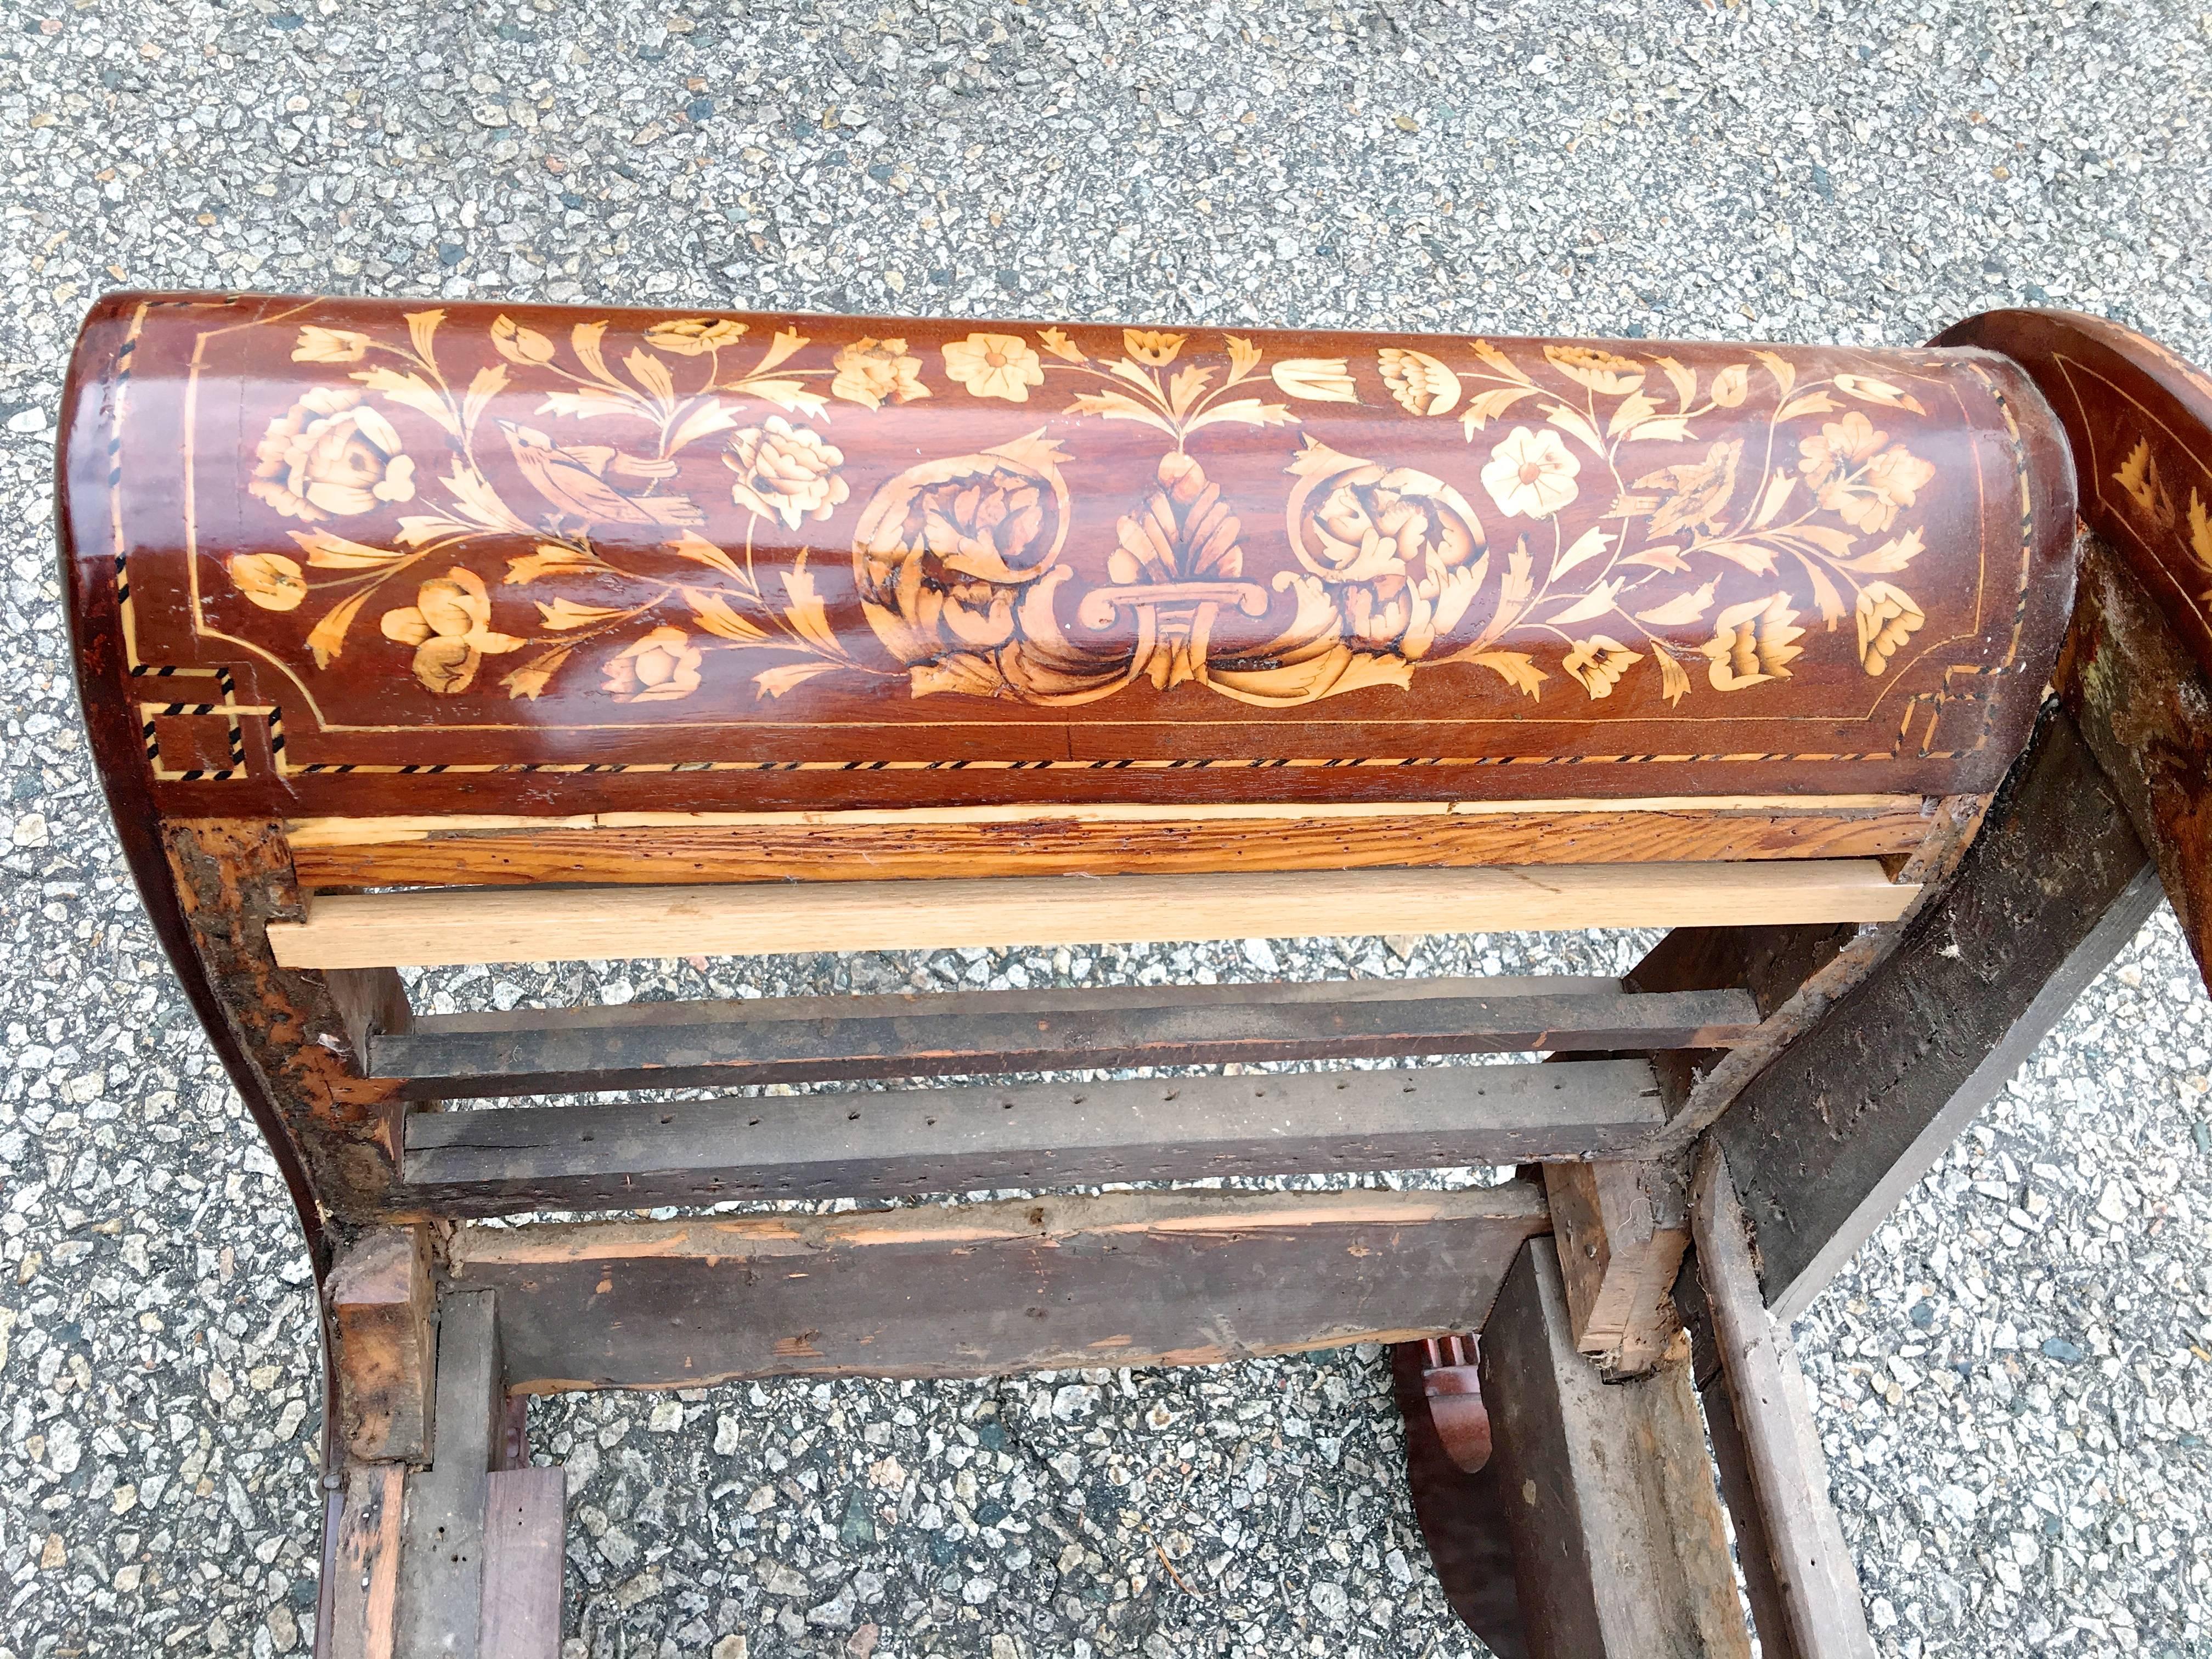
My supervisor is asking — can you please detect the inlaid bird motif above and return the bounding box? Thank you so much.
[498,421,704,528]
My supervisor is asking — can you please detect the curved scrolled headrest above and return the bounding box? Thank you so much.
[61,293,2074,820]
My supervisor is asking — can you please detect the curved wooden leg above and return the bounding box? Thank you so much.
[1390,1340,1528,1659]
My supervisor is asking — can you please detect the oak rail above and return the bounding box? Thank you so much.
[284,795,1938,888]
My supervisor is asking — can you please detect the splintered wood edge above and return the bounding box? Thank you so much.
[285,794,1931,845]
[265,860,1919,969]
[447,1182,1552,1268]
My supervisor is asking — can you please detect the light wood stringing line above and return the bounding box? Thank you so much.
[284,795,1929,845]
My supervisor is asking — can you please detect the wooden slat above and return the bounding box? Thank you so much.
[286,798,1936,888]
[371,977,1757,1098]
[1689,1146,1876,1659]
[1480,1239,1751,1657]
[397,1291,503,1659]
[328,1462,403,1659]
[450,1184,1550,1391]
[479,1467,566,1658]
[402,1057,1665,1214]
[1674,1250,1805,1659]
[267,861,1916,970]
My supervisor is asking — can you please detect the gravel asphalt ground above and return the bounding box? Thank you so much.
[3,3,2210,1656]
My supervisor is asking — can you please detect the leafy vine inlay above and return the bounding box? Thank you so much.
[221,312,1945,712]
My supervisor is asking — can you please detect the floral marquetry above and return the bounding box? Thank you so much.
[60,292,2076,816]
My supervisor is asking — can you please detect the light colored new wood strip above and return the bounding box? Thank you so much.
[267,859,1914,970]
[285,794,1925,845]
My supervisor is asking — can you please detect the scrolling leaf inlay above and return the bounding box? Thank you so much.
[225,314,1946,716]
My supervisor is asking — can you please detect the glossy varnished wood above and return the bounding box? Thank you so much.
[1937,312,2212,981]
[64,294,2074,821]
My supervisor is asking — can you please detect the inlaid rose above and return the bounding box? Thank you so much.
[247,387,417,523]
[603,626,704,703]
[831,337,930,410]
[725,417,849,530]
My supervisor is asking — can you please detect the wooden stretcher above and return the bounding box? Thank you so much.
[55,292,2212,1657]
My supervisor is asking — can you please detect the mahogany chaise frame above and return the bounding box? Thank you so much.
[57,294,2212,1659]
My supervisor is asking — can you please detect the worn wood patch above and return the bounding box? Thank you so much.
[1711,703,2152,1316]
[2063,533,2212,988]
[328,1227,435,1462]
[162,819,405,1222]
[450,1185,1549,1391]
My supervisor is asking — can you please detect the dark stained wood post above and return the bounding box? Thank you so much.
[1477,1240,1752,1659]
[1709,703,2154,1317]
[1688,1147,1877,1659]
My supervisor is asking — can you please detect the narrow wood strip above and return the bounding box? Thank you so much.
[268,861,1916,970]
[450,1183,1550,1391]
[1690,1145,1878,1659]
[478,1467,566,1659]
[397,1292,503,1659]
[400,1058,1665,1215]
[1674,1251,1807,1659]
[287,804,1935,888]
[328,1462,404,1659]
[286,795,1929,842]
[371,980,1756,1099]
